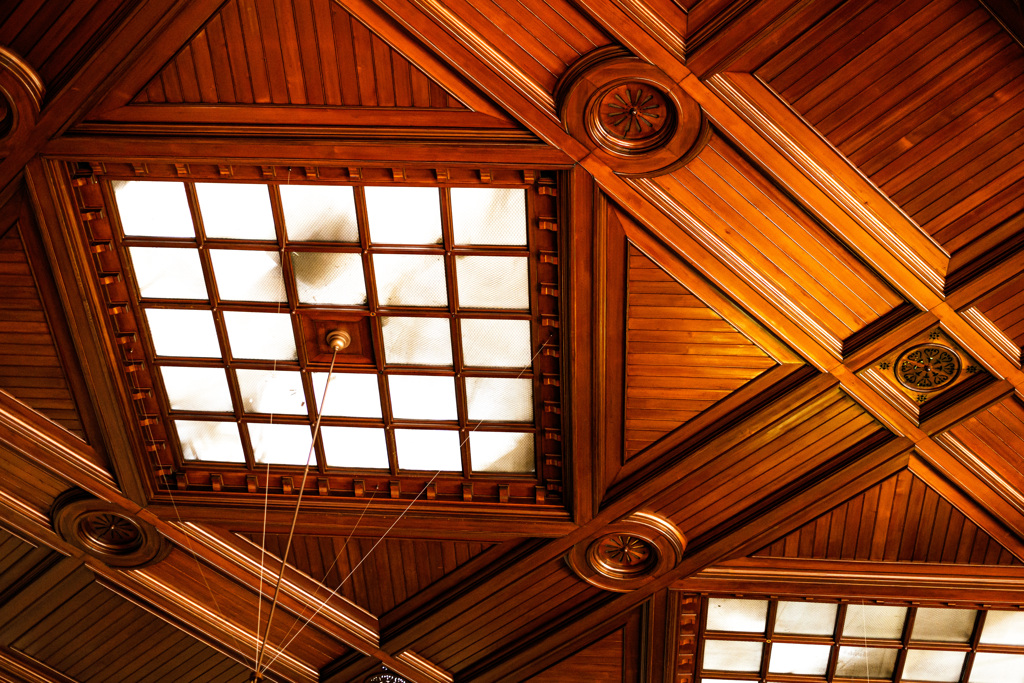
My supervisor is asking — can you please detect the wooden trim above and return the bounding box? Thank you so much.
[0,644,78,683]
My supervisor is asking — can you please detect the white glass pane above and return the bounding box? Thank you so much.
[176,420,244,463]
[321,426,388,469]
[702,640,762,673]
[451,188,527,246]
[210,250,286,302]
[129,247,207,299]
[223,311,296,360]
[146,308,222,358]
[970,653,1024,683]
[768,642,830,675]
[706,598,768,633]
[834,647,898,679]
[382,317,452,366]
[775,601,837,636]
[903,649,965,682]
[912,608,977,643]
[466,377,532,422]
[843,604,907,640]
[113,181,195,238]
[312,373,381,418]
[388,375,457,420]
[236,370,306,415]
[373,254,447,307]
[461,318,532,368]
[364,186,442,244]
[248,423,314,466]
[281,184,358,242]
[160,367,232,412]
[469,431,533,472]
[395,429,461,471]
[292,252,366,305]
[980,611,1024,645]
[456,256,529,309]
[195,183,276,240]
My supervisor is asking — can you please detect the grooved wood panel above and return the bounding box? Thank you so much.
[976,273,1024,349]
[0,530,52,603]
[949,396,1024,491]
[758,0,1024,252]
[0,229,84,438]
[244,533,491,615]
[624,245,775,458]
[753,468,1022,565]
[134,0,464,107]
[527,628,624,682]
[657,134,903,341]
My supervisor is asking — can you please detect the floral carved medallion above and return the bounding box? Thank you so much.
[593,534,654,575]
[895,344,961,392]
[598,84,669,143]
[52,490,169,568]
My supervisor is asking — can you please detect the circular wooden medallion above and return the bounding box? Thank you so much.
[590,534,656,576]
[895,344,961,392]
[592,83,673,153]
[52,490,169,568]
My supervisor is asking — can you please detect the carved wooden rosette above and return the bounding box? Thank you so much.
[0,47,44,158]
[51,489,170,568]
[566,511,686,592]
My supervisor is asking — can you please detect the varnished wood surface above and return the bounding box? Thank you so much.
[525,627,624,682]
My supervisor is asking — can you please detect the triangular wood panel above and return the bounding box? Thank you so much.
[624,245,775,458]
[753,468,1023,565]
[975,273,1024,353]
[526,627,624,682]
[948,395,1024,489]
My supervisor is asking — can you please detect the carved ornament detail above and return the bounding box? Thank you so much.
[51,489,169,568]
[0,47,44,158]
[895,344,961,392]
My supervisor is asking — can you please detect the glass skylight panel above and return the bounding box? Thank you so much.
[394,429,462,471]
[176,420,245,463]
[979,610,1024,645]
[466,377,532,422]
[364,186,442,244]
[195,183,276,240]
[209,250,286,302]
[843,604,907,640]
[834,647,898,679]
[911,608,977,643]
[706,598,768,633]
[236,370,307,415]
[280,184,359,242]
[455,256,530,309]
[248,423,313,466]
[902,649,965,682]
[373,254,448,307]
[469,431,533,472]
[160,367,233,412]
[321,426,388,469]
[969,653,1024,683]
[223,311,297,360]
[146,308,222,358]
[312,373,381,418]
[388,375,457,421]
[775,601,837,635]
[381,316,453,366]
[113,180,195,238]
[291,251,366,305]
[702,640,763,672]
[129,247,208,299]
[451,187,527,246]
[461,318,532,368]
[768,642,830,676]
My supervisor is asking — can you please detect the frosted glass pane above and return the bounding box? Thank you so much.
[911,608,977,643]
[364,186,442,244]
[768,643,830,675]
[702,640,762,672]
[451,188,527,246]
[706,598,768,633]
[903,649,965,682]
[210,250,286,302]
[970,653,1024,683]
[130,247,207,299]
[466,377,532,422]
[160,367,232,412]
[980,610,1024,645]
[223,311,296,360]
[312,373,381,418]
[395,429,461,471]
[146,308,222,358]
[843,605,907,640]
[236,370,307,415]
[176,420,244,463]
[461,318,532,368]
[775,601,837,635]
[834,647,898,679]
[292,251,366,305]
[321,426,388,469]
[248,423,314,466]
[388,375,457,420]
[195,183,276,240]
[373,254,447,307]
[281,184,358,242]
[382,317,452,366]
[469,431,533,472]
[456,256,529,309]
[113,181,194,238]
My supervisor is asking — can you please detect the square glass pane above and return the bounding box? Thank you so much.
[768,643,831,675]
[388,375,457,421]
[364,186,442,244]
[466,377,532,422]
[160,367,232,412]
[834,647,898,679]
[129,247,207,299]
[223,311,297,360]
[461,318,532,368]
[970,653,1024,683]
[456,256,529,309]
[702,640,763,673]
[236,370,307,415]
[312,373,381,418]
[706,598,768,633]
[911,608,977,643]
[469,431,533,472]
[281,184,358,242]
[195,183,276,240]
[373,254,447,307]
[176,420,244,463]
[113,181,195,238]
[210,250,286,302]
[146,308,222,358]
[292,251,366,305]
[775,601,837,636]
[451,188,527,246]
[843,604,907,640]
[980,611,1024,645]
[903,649,966,682]
[382,317,452,366]
[248,423,313,466]
[395,429,461,471]
[321,426,388,469]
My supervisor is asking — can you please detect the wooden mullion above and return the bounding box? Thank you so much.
[761,598,777,681]
[440,187,472,477]
[827,604,847,682]
[892,606,915,682]
[960,611,986,683]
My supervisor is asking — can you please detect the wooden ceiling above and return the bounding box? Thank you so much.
[1,0,1023,681]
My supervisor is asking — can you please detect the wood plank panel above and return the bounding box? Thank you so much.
[975,272,1024,351]
[948,395,1024,494]
[526,627,624,682]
